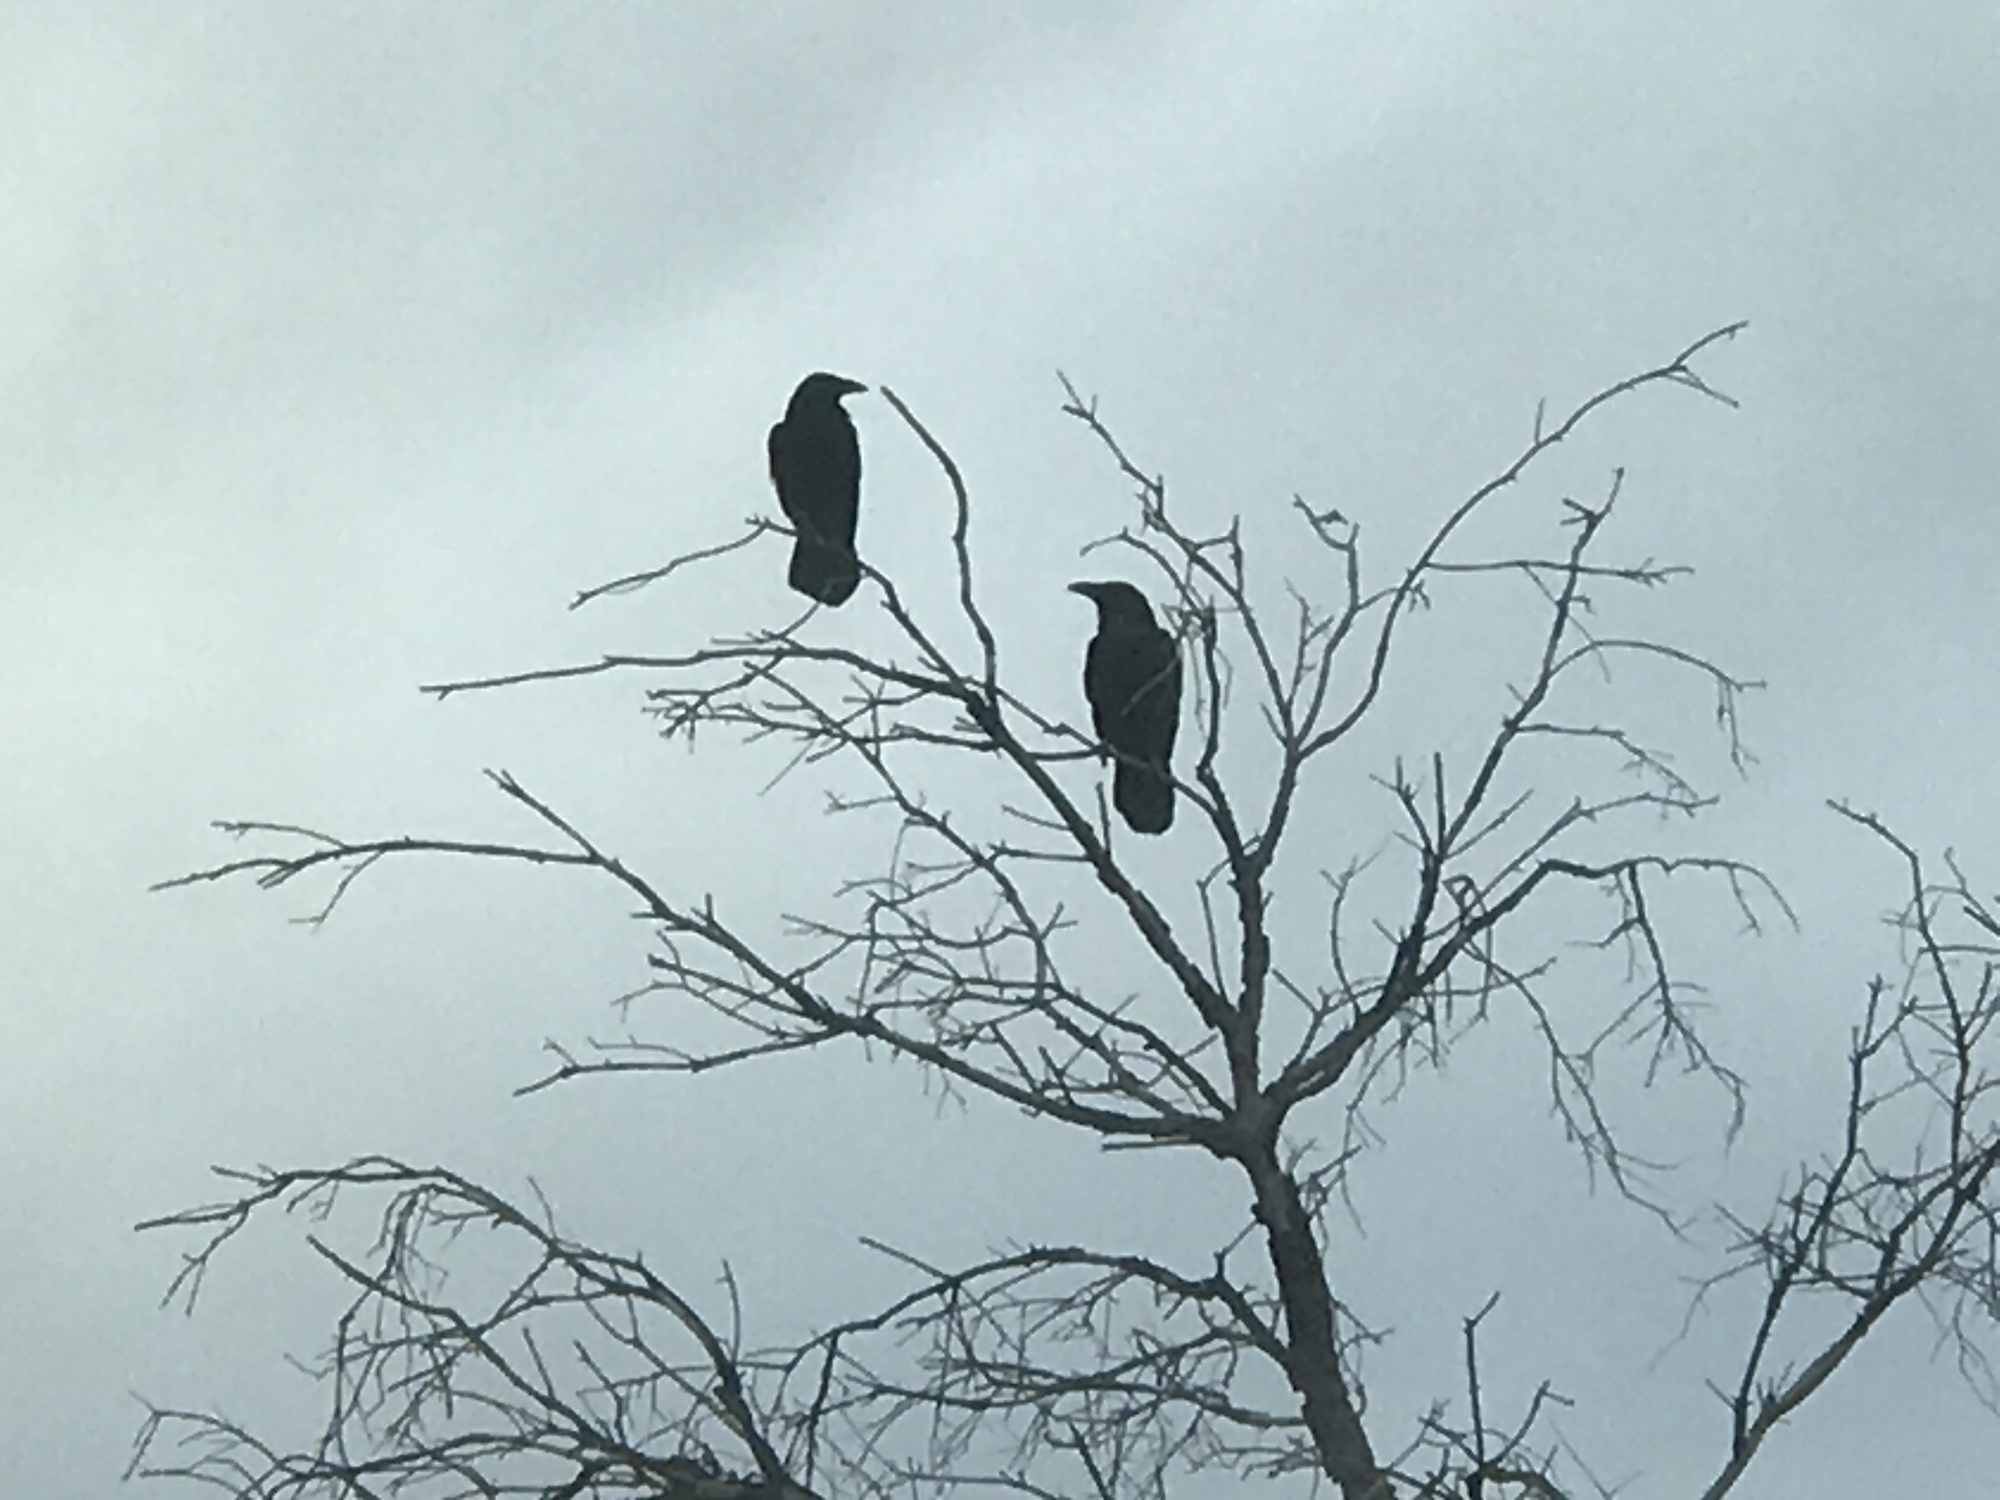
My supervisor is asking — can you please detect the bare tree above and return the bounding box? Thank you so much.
[133,325,2000,1500]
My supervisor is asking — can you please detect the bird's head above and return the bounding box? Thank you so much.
[1068,579,1158,628]
[789,371,869,414]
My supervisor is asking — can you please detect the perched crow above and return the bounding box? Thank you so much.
[1069,580,1182,835]
[768,372,868,606]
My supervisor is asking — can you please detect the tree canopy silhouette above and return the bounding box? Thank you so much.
[136,324,2000,1500]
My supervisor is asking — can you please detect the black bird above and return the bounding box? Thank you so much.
[1069,580,1182,835]
[768,372,868,606]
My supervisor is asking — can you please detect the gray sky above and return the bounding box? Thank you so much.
[5,3,1997,1494]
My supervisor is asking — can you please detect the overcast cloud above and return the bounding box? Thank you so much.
[4,4,1996,1495]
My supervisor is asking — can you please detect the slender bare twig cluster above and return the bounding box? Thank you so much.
[1682,806,2000,1499]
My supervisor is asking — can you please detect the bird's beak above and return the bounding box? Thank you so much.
[1067,582,1097,600]
[840,378,870,397]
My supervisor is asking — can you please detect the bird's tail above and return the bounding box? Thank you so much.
[789,537,860,608]
[1113,760,1174,835]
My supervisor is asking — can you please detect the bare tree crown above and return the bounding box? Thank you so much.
[135,326,2000,1500]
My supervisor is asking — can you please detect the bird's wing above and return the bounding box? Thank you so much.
[1146,628,1183,765]
[1082,633,1116,744]
[1110,628,1180,769]
[821,415,861,545]
[767,412,860,548]
[767,419,803,525]
[1086,629,1179,763]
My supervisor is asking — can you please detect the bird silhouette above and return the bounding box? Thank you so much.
[767,372,868,606]
[1069,580,1182,834]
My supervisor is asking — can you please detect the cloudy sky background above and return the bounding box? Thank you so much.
[5,3,1996,1494]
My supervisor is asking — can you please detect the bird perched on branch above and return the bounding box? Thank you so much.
[1069,580,1182,835]
[768,372,868,606]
